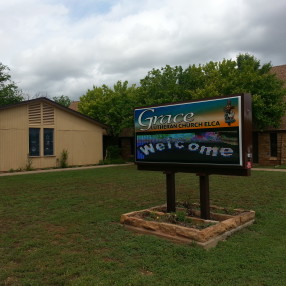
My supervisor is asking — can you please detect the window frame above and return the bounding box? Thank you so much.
[43,128,54,156]
[29,128,55,157]
[29,128,41,157]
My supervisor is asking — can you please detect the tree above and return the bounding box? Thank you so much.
[78,54,286,134]
[185,54,286,129]
[137,65,184,106]
[53,95,72,107]
[138,54,286,130]
[79,81,137,136]
[0,63,23,106]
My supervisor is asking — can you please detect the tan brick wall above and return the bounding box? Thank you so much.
[258,132,286,165]
[120,137,133,160]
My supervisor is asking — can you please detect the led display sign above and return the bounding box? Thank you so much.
[134,94,252,173]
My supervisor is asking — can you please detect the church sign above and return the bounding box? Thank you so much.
[134,94,252,174]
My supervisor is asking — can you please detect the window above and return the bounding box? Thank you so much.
[29,128,54,156]
[29,128,40,156]
[44,128,54,156]
[270,133,277,157]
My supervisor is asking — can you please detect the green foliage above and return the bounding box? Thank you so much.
[79,54,286,133]
[205,54,286,129]
[99,145,125,165]
[52,95,72,107]
[137,65,185,105]
[105,145,121,159]
[139,54,286,129]
[58,149,69,168]
[79,81,137,136]
[175,210,187,222]
[143,209,215,229]
[0,63,23,106]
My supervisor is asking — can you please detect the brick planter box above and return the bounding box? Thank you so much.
[120,204,255,249]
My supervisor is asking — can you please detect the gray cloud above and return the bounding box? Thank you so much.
[1,0,286,100]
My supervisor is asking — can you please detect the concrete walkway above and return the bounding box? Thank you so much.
[0,164,285,177]
[0,163,134,177]
[252,168,286,172]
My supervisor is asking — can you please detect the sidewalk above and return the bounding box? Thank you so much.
[0,163,134,177]
[1,164,285,177]
[252,168,286,172]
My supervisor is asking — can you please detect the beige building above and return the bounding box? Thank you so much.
[0,97,107,172]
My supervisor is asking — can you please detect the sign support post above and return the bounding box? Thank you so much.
[164,171,176,213]
[135,94,252,219]
[198,173,210,219]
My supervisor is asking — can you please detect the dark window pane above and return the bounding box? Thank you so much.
[44,128,54,156]
[270,133,277,157]
[29,128,40,156]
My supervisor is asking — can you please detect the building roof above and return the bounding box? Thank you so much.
[69,101,79,111]
[0,97,108,130]
[270,65,286,87]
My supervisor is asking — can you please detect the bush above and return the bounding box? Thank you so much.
[58,149,69,168]
[100,145,125,165]
[105,145,121,160]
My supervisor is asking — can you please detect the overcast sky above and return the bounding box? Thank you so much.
[1,0,286,100]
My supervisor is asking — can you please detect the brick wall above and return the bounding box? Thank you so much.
[257,132,286,165]
[120,137,134,160]
[281,133,286,164]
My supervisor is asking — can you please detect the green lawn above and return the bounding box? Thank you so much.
[0,165,285,286]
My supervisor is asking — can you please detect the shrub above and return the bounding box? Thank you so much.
[105,145,121,160]
[100,145,125,165]
[59,149,69,168]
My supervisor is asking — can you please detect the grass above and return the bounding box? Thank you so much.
[0,165,285,286]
